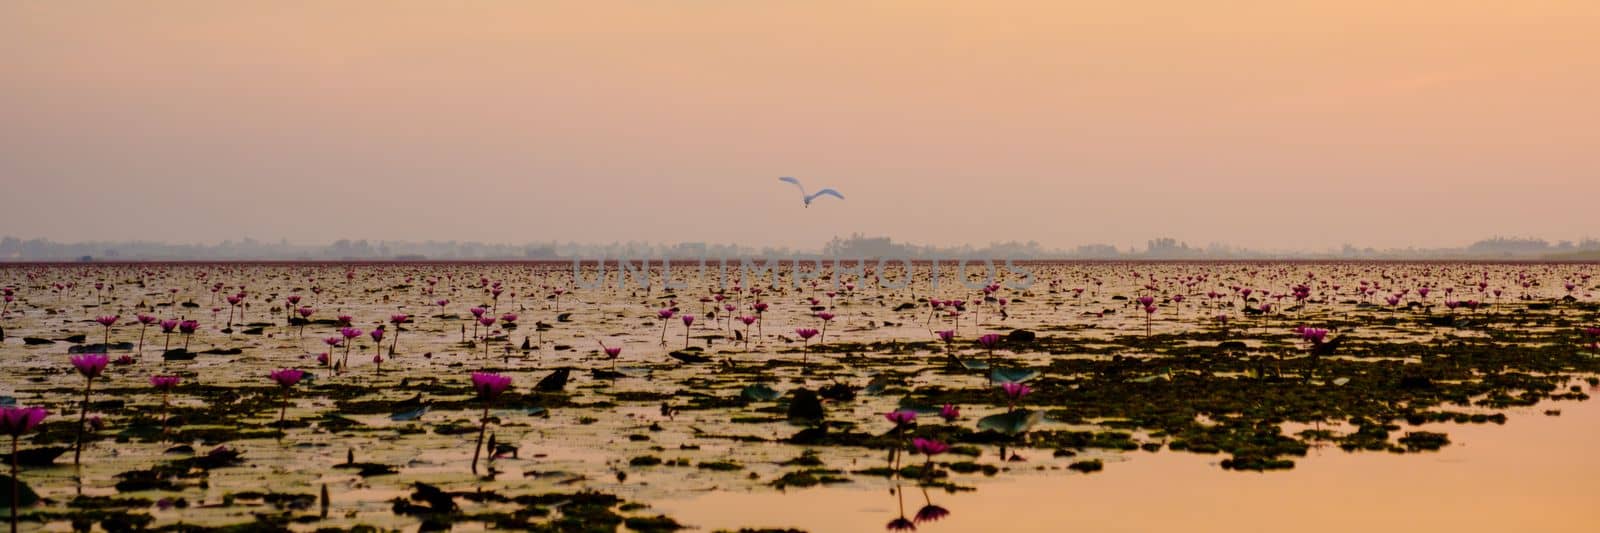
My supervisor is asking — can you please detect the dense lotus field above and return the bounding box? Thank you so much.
[0,261,1597,532]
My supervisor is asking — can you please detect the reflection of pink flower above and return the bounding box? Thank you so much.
[915,505,951,523]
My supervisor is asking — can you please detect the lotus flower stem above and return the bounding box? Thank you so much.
[73,378,92,466]
[471,403,490,474]
[10,435,17,533]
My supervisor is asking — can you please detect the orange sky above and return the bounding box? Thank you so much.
[2,1,1596,250]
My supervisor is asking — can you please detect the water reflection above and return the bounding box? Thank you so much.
[666,393,1600,533]
[887,482,955,531]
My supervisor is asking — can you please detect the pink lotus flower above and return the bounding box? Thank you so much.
[939,404,960,422]
[795,328,819,340]
[0,406,48,437]
[149,375,181,390]
[69,354,109,466]
[471,372,513,400]
[1001,382,1032,401]
[369,328,385,342]
[389,314,409,325]
[468,371,513,474]
[95,315,120,327]
[912,437,949,456]
[1298,327,1330,344]
[976,333,1001,351]
[270,368,305,388]
[268,368,304,424]
[884,409,917,426]
[71,353,109,379]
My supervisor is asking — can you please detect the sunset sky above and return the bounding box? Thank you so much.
[2,1,1596,251]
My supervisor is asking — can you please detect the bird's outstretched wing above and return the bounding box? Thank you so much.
[778,176,808,197]
[808,189,845,202]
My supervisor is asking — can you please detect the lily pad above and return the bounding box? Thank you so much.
[389,406,430,422]
[977,409,1043,436]
[741,384,782,402]
[0,474,39,508]
[990,367,1040,384]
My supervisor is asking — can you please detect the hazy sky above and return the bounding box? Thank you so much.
[2,1,1597,251]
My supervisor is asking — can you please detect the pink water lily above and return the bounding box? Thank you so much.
[69,353,109,466]
[469,372,513,473]
[269,368,305,425]
[939,404,960,422]
[2,405,49,531]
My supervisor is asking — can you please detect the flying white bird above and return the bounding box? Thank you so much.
[778,176,845,208]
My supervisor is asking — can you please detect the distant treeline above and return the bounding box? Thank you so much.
[1,235,1597,262]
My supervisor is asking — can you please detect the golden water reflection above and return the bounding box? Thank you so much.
[662,393,1600,532]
